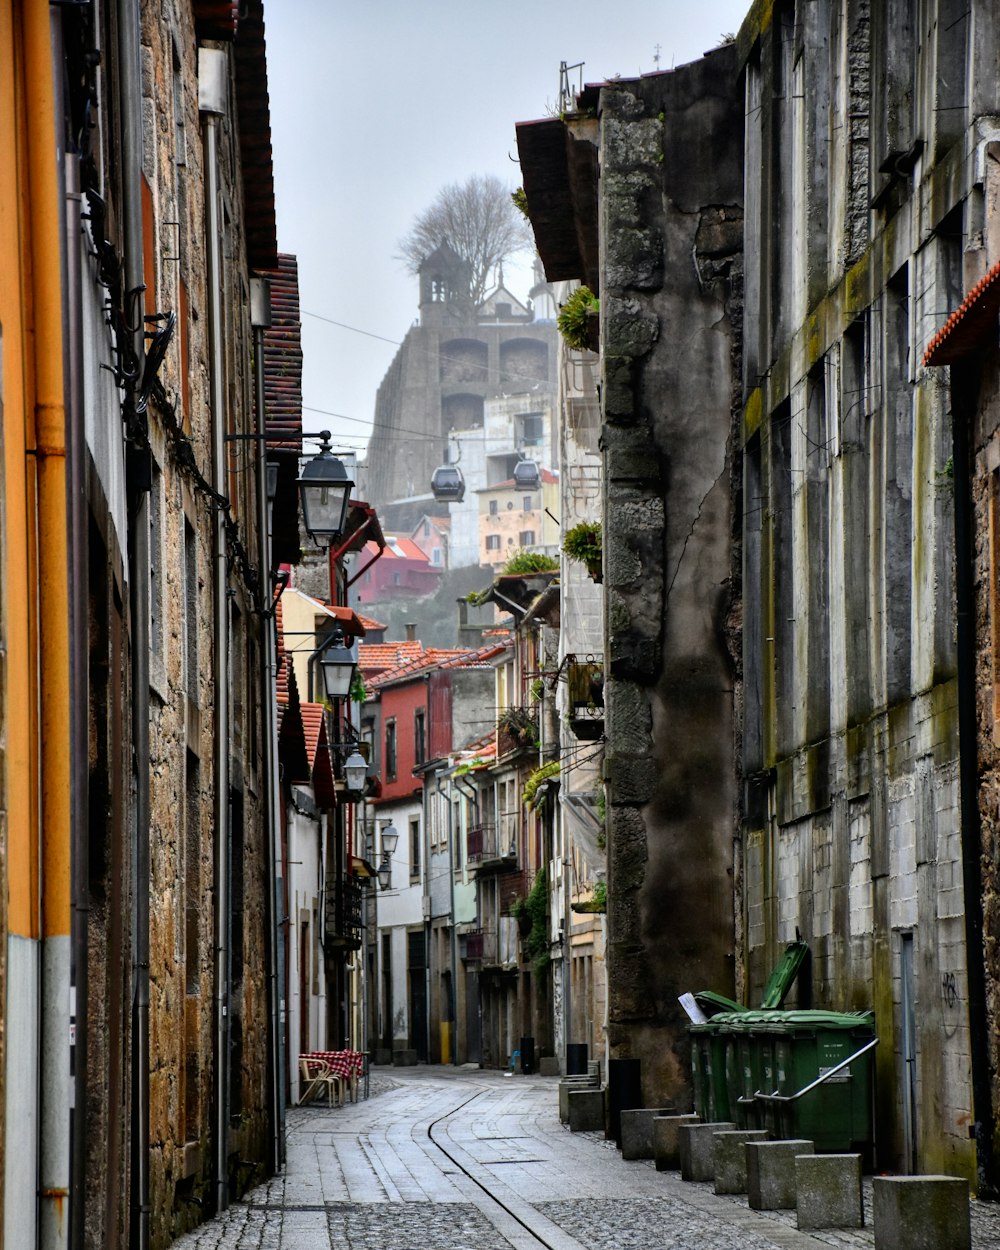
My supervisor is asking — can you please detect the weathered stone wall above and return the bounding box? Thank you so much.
[140,8,271,1243]
[738,0,988,1182]
[600,46,744,1107]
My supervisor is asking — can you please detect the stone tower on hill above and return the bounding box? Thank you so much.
[366,244,558,533]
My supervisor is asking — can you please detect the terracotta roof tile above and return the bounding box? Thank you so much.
[357,612,387,632]
[924,259,1000,366]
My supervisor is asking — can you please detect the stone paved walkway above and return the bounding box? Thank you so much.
[171,1066,1000,1249]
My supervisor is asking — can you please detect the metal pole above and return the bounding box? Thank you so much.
[251,282,285,1173]
[200,51,231,1213]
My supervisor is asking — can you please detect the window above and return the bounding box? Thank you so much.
[385,720,397,780]
[519,530,535,546]
[414,709,426,766]
[489,499,498,516]
[423,520,430,536]
[523,496,533,511]
[521,413,543,445]
[432,548,442,565]
[485,534,501,551]
[410,819,421,880]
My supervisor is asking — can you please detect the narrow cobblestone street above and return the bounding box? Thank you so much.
[172,1068,1000,1250]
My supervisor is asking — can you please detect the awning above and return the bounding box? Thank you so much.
[350,855,377,879]
[924,260,1000,366]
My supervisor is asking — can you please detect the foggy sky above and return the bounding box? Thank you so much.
[264,1,751,459]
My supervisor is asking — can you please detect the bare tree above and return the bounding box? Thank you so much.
[397,174,532,307]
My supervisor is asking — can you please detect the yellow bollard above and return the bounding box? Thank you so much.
[440,1021,451,1065]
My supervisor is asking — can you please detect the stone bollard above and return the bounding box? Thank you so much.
[679,1122,736,1183]
[746,1139,814,1210]
[872,1176,971,1250]
[558,1077,592,1123]
[653,1115,700,1171]
[795,1153,864,1230]
[620,1107,675,1161]
[568,1087,605,1133]
[712,1129,769,1195]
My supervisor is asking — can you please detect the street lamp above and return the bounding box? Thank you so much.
[380,824,398,858]
[297,431,354,542]
[376,859,392,890]
[318,631,358,701]
[343,750,367,797]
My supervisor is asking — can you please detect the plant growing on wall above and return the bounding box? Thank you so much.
[350,670,367,702]
[563,520,602,581]
[557,286,599,351]
[497,705,539,748]
[511,868,550,973]
[523,760,560,809]
[502,550,559,575]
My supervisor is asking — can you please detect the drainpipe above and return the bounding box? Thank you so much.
[251,278,285,1172]
[25,7,73,1247]
[199,48,231,1214]
[951,370,996,1195]
[117,0,150,1242]
[64,140,89,1250]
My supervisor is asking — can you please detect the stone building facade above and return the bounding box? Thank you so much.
[0,2,291,1246]
[519,47,746,1107]
[737,0,1000,1183]
[366,243,559,523]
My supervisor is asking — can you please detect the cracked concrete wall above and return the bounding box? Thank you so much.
[599,45,744,1107]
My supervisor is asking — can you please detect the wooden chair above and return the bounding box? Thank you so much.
[298,1057,342,1107]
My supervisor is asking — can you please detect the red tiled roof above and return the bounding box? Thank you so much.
[234,0,278,271]
[367,643,508,691]
[375,535,433,562]
[263,254,303,450]
[357,612,387,631]
[192,0,238,39]
[358,641,425,674]
[300,702,325,769]
[477,468,559,492]
[924,260,1000,366]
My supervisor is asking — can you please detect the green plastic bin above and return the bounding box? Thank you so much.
[766,1010,876,1155]
[724,1011,776,1130]
[689,1016,732,1121]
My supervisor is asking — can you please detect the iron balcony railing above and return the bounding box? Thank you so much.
[467,822,518,871]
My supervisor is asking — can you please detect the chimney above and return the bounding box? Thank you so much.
[405,622,417,642]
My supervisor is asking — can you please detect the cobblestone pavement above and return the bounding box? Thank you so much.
[172,1066,1000,1249]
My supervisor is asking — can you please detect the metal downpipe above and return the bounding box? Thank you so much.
[63,144,90,1250]
[117,0,151,1242]
[251,289,285,1173]
[202,98,231,1215]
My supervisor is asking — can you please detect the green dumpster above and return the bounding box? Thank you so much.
[725,1011,775,1130]
[764,1010,876,1155]
[689,1013,732,1122]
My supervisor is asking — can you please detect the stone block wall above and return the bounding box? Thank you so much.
[599,45,745,1108]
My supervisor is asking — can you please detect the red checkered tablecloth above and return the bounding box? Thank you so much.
[302,1050,364,1081]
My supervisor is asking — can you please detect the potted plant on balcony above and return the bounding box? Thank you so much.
[562,520,602,583]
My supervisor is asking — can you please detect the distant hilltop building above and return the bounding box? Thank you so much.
[366,243,559,542]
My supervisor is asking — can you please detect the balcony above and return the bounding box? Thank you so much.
[497,706,539,758]
[566,656,604,741]
[323,876,364,953]
[466,822,519,874]
[460,922,518,969]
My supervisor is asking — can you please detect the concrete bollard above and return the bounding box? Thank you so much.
[558,1077,592,1123]
[679,1122,736,1183]
[746,1139,814,1210]
[568,1087,605,1133]
[653,1115,700,1171]
[872,1176,971,1250]
[620,1107,675,1161]
[712,1129,769,1194]
[795,1153,863,1230]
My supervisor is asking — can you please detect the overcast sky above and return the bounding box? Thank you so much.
[264,1,751,458]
